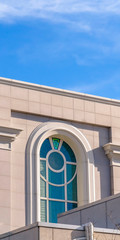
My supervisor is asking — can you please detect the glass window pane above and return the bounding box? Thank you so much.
[40,137,78,223]
[52,138,60,150]
[66,164,76,182]
[67,176,77,201]
[60,141,76,163]
[48,168,64,185]
[67,202,77,211]
[40,199,47,222]
[40,178,46,197]
[49,184,65,200]
[40,138,52,158]
[48,152,64,170]
[49,200,65,223]
[40,160,46,179]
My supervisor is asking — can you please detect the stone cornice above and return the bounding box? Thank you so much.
[104,143,120,166]
[0,77,120,106]
[0,126,22,150]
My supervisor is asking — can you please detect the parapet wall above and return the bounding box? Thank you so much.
[0,222,120,240]
[0,222,85,240]
[58,193,120,229]
[0,223,120,240]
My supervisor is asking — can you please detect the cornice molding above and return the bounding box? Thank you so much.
[0,77,120,106]
[0,126,22,150]
[104,143,120,166]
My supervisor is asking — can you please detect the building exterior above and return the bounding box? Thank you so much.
[1,222,120,240]
[58,192,120,229]
[0,77,120,238]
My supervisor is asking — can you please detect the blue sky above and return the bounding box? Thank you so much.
[0,1,120,99]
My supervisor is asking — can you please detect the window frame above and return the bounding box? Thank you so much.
[26,121,95,225]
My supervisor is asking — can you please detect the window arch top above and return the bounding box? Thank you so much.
[26,121,95,225]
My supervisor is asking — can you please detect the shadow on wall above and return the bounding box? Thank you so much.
[11,111,51,123]
[93,147,111,199]
[71,228,86,240]
[93,126,111,199]
[25,138,28,226]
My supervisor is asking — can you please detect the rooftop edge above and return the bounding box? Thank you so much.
[0,77,120,106]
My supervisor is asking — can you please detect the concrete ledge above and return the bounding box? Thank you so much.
[37,222,84,230]
[0,222,84,239]
[0,126,22,150]
[94,227,120,235]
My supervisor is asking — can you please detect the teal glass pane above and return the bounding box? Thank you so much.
[66,164,76,182]
[48,152,64,170]
[48,168,64,185]
[40,160,46,179]
[67,202,77,211]
[40,138,52,158]
[67,176,77,201]
[49,200,65,223]
[52,138,60,150]
[49,184,65,200]
[40,177,46,197]
[40,199,47,222]
[60,141,76,163]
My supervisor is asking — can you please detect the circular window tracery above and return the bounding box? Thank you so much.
[48,151,64,172]
[40,137,77,223]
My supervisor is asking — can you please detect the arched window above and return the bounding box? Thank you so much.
[26,121,95,225]
[40,137,77,223]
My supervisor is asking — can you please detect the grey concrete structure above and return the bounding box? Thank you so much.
[58,193,120,229]
[0,77,120,237]
[0,222,85,240]
[0,222,120,240]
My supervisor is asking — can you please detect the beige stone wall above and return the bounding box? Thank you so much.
[0,224,85,240]
[0,223,120,240]
[0,149,11,234]
[39,227,85,240]
[111,166,120,194]
[0,81,119,132]
[94,231,120,240]
[0,78,120,233]
[11,111,110,205]
[0,79,120,126]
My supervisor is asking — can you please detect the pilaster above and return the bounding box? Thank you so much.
[104,143,120,194]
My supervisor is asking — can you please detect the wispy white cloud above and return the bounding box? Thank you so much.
[1,0,120,65]
[1,0,120,24]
